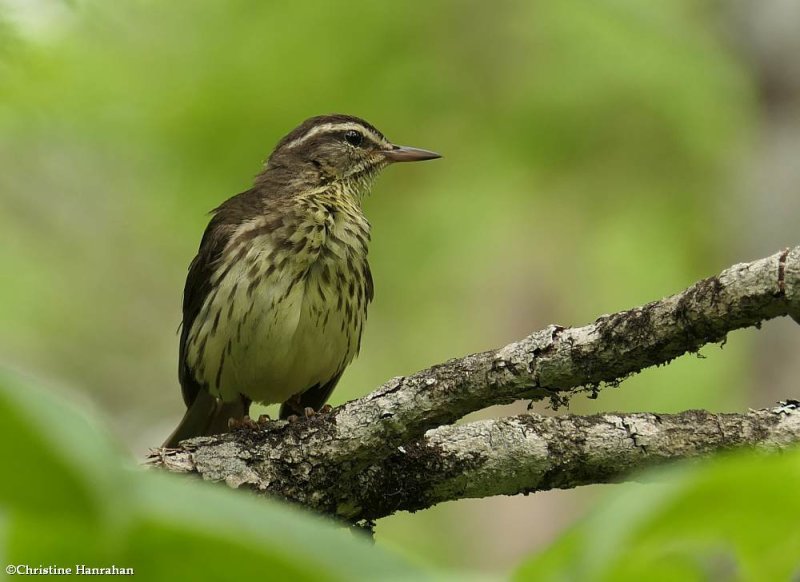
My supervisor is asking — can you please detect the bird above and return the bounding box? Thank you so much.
[163,114,441,447]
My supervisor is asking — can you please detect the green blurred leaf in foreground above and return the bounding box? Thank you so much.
[515,446,800,582]
[0,369,427,581]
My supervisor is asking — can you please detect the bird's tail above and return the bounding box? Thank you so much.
[162,390,248,448]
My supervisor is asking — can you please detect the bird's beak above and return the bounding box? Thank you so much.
[381,145,442,163]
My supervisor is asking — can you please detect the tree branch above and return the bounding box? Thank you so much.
[154,404,800,520]
[150,246,800,521]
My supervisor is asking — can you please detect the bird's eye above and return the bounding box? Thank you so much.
[343,130,363,147]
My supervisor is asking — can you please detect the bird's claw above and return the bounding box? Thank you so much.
[286,404,333,424]
[228,415,259,431]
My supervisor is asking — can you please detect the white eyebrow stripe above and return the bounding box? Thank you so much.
[282,122,386,151]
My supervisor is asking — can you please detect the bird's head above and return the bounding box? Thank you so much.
[260,114,440,194]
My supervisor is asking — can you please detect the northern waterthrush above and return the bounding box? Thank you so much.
[164,114,440,446]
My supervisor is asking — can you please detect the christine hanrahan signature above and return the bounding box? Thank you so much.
[6,564,134,576]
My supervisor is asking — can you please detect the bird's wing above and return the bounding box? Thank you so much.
[178,190,259,407]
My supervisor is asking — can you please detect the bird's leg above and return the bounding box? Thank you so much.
[283,393,303,417]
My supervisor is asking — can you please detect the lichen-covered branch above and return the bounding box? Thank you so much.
[151,246,800,521]
[153,405,800,521]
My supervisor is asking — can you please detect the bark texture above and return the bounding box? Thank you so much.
[150,246,800,522]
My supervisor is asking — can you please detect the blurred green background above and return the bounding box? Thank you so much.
[1,0,798,575]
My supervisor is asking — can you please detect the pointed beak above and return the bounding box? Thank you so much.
[381,145,442,163]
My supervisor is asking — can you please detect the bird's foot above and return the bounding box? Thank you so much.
[227,415,259,431]
[228,414,272,430]
[285,408,315,423]
[286,404,333,424]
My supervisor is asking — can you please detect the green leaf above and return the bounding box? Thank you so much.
[515,449,800,581]
[0,369,127,519]
[0,369,428,579]
[124,471,427,581]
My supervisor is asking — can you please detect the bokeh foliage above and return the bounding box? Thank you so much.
[515,447,800,581]
[0,370,427,581]
[2,0,795,576]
